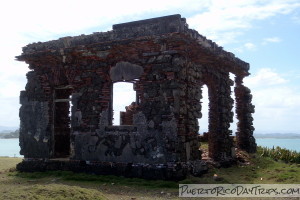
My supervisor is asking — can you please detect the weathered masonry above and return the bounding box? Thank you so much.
[16,14,256,180]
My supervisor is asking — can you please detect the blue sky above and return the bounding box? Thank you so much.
[0,0,299,134]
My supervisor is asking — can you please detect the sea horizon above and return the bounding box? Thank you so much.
[0,137,299,158]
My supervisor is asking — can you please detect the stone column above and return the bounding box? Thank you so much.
[235,76,256,153]
[207,73,234,161]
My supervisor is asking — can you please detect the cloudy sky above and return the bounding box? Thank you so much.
[0,0,299,133]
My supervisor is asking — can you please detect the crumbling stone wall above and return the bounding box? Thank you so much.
[17,14,256,179]
[235,76,256,153]
[19,72,51,158]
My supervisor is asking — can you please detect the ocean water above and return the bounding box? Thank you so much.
[0,138,22,157]
[256,138,300,152]
[0,138,299,157]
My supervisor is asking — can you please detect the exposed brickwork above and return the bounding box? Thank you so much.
[17,14,255,179]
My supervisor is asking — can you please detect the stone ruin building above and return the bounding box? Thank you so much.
[16,15,256,180]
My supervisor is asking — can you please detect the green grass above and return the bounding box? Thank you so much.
[0,183,106,200]
[14,171,178,189]
[0,150,299,199]
[0,157,107,200]
[197,155,300,184]
[197,143,300,184]
[0,157,22,171]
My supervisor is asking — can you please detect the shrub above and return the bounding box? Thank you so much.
[257,146,300,164]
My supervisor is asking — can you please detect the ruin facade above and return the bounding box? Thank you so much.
[16,15,256,180]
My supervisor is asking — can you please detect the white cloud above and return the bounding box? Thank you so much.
[0,97,20,127]
[187,0,300,45]
[292,14,300,24]
[232,42,256,53]
[244,42,256,50]
[264,37,281,43]
[233,37,280,53]
[251,86,300,133]
[245,68,287,88]
[244,68,300,133]
[262,37,281,44]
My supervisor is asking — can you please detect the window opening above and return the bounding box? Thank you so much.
[112,82,137,125]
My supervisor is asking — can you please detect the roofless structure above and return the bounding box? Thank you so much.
[16,14,256,180]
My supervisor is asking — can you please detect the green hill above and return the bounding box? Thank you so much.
[0,129,19,139]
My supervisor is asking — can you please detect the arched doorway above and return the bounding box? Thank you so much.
[109,61,144,126]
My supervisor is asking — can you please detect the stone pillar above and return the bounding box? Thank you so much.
[207,74,234,161]
[235,76,256,153]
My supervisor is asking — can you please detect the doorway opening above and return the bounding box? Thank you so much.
[112,82,137,125]
[53,87,72,158]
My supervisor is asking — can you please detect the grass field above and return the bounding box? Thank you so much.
[0,151,299,200]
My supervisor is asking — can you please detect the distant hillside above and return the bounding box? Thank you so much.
[0,126,19,134]
[0,129,19,139]
[254,133,300,139]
